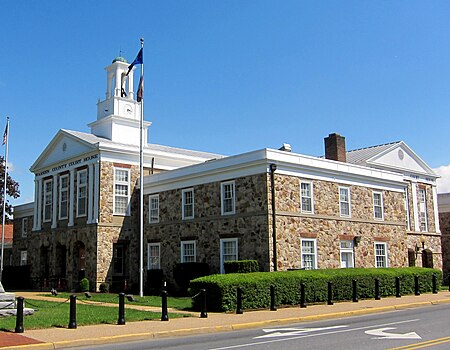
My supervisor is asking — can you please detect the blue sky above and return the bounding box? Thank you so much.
[2,0,450,205]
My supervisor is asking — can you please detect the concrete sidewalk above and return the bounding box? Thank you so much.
[1,291,450,349]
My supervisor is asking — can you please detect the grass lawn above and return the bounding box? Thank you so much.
[0,299,189,331]
[39,292,193,310]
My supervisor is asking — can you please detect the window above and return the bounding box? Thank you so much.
[301,238,317,270]
[114,168,130,215]
[182,188,194,220]
[149,194,159,223]
[418,188,428,232]
[77,170,87,217]
[221,181,235,215]
[340,240,354,268]
[373,192,384,220]
[220,238,238,273]
[147,243,160,270]
[374,242,388,268]
[21,218,28,237]
[20,251,27,266]
[113,244,125,275]
[43,179,53,222]
[59,174,69,219]
[339,187,351,217]
[181,241,196,263]
[300,181,313,213]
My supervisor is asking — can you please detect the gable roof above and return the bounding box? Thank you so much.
[346,142,401,166]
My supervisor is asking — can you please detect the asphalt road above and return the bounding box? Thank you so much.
[67,303,450,350]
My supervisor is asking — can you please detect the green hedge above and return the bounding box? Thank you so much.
[190,268,442,312]
[224,260,259,274]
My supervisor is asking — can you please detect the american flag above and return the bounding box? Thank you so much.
[2,123,7,145]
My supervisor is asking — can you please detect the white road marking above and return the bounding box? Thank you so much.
[365,327,421,340]
[256,325,348,338]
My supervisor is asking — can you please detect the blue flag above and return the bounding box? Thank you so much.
[126,48,143,76]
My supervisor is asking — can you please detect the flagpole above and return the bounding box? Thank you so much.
[0,117,10,282]
[139,38,145,298]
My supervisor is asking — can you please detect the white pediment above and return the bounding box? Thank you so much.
[367,142,436,177]
[30,130,97,172]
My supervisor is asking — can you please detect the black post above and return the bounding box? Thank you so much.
[15,297,24,333]
[200,289,208,318]
[432,274,438,294]
[68,294,77,329]
[161,290,169,321]
[395,277,401,298]
[300,283,307,308]
[352,279,358,303]
[414,275,420,296]
[327,281,333,305]
[270,285,277,311]
[117,293,125,325]
[448,274,450,292]
[236,287,243,314]
[374,279,381,300]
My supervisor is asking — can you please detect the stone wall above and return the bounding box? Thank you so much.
[439,212,450,280]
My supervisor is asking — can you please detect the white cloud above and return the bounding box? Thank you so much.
[434,164,450,193]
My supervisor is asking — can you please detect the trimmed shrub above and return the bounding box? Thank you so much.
[190,267,442,312]
[79,278,90,292]
[99,282,109,293]
[173,262,210,295]
[224,260,259,274]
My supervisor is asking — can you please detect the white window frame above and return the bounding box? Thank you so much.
[113,168,130,216]
[182,188,194,220]
[43,179,53,223]
[339,186,351,217]
[147,243,161,270]
[21,217,28,237]
[300,180,314,213]
[373,191,384,220]
[20,250,27,266]
[76,169,88,217]
[340,240,354,268]
[149,194,159,223]
[220,238,238,273]
[374,242,388,268]
[418,188,428,232]
[181,240,196,263]
[221,181,235,215]
[301,238,318,270]
[59,174,69,220]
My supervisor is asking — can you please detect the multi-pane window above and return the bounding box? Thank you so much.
[220,238,238,273]
[59,174,69,220]
[373,192,384,220]
[20,250,27,266]
[182,188,194,220]
[221,181,235,215]
[113,244,125,275]
[301,238,317,270]
[339,187,351,217]
[340,240,354,268]
[77,170,87,217]
[114,168,130,215]
[43,179,53,222]
[147,243,160,270]
[374,242,388,268]
[181,241,196,263]
[21,218,28,237]
[149,194,159,223]
[300,181,313,213]
[418,188,428,232]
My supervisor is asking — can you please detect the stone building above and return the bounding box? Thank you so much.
[438,193,450,281]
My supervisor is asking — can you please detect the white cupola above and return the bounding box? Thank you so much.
[88,55,151,145]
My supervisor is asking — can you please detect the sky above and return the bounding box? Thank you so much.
[1,0,450,206]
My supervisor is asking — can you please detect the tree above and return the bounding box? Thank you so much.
[0,156,20,221]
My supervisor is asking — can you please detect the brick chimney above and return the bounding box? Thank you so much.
[324,133,346,162]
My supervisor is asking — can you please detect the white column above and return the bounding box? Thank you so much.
[87,163,94,224]
[51,174,58,229]
[93,161,99,223]
[432,185,441,233]
[68,169,75,227]
[128,68,134,98]
[33,179,39,231]
[36,178,42,230]
[411,182,420,232]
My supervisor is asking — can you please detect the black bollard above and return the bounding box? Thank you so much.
[300,283,307,308]
[200,289,208,318]
[236,287,243,314]
[327,281,333,305]
[374,279,381,300]
[432,274,438,294]
[161,290,169,321]
[68,294,77,329]
[395,277,401,298]
[118,293,125,325]
[414,275,420,296]
[15,297,24,333]
[352,279,358,303]
[270,285,277,311]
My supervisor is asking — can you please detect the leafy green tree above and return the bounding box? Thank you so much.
[0,156,20,221]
